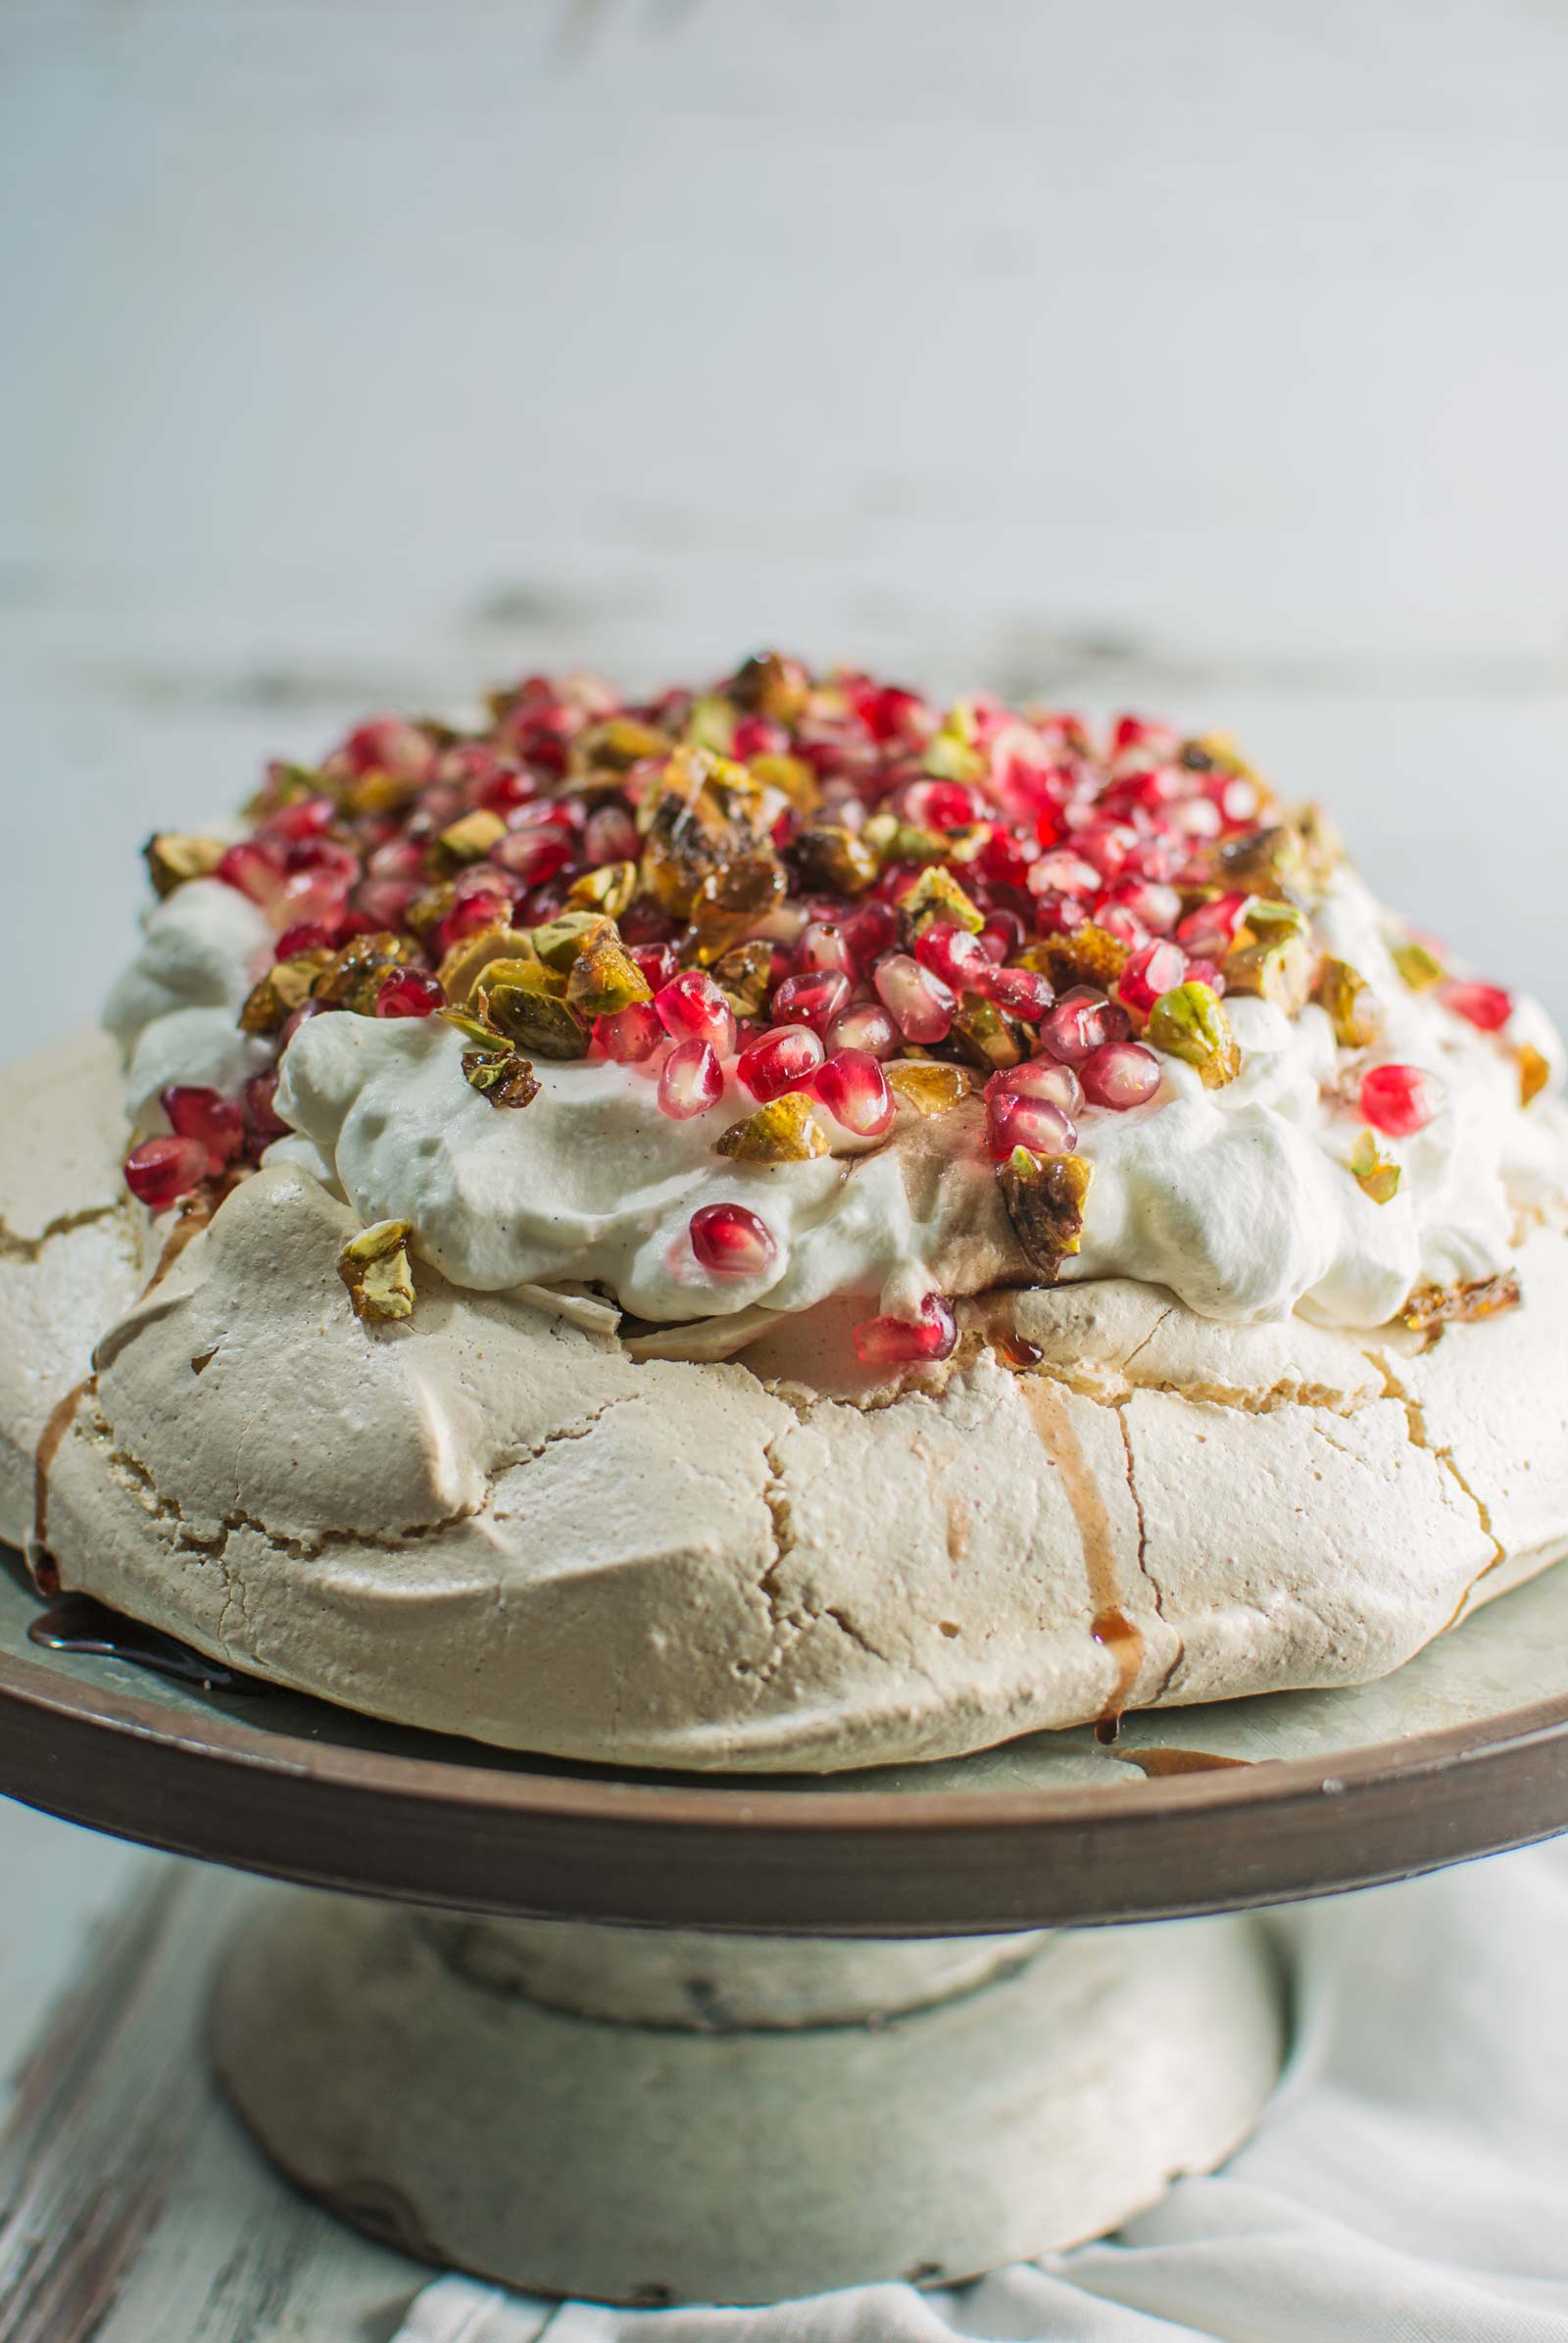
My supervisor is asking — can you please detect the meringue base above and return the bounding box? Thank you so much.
[9,1031,1568,1774]
[209,1891,1285,2303]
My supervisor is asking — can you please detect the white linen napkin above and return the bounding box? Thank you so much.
[396,1839,1568,2343]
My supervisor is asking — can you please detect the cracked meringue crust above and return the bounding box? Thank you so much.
[6,1030,1568,1772]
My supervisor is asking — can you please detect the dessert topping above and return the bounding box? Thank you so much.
[338,1219,417,1323]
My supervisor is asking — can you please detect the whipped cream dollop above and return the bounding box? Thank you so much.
[106,869,1568,1333]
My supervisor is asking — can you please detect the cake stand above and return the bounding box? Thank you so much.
[4,1554,1568,2308]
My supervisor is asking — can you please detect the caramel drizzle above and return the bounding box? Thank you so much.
[1022,1375,1145,1738]
[1113,1746,1251,1779]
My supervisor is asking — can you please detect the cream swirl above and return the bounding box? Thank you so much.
[106,869,1567,1331]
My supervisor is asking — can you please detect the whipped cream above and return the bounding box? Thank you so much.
[106,867,1568,1333]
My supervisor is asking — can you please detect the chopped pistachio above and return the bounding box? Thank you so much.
[1224,932,1316,1017]
[1210,823,1302,897]
[885,1062,980,1115]
[943,823,992,864]
[680,853,788,964]
[436,808,508,865]
[531,910,613,971]
[565,859,639,919]
[437,925,538,1004]
[998,1147,1093,1280]
[788,824,880,897]
[1034,923,1129,995]
[1241,897,1308,945]
[710,940,777,1019]
[406,879,459,939]
[462,1049,540,1108]
[572,715,672,773]
[477,958,588,1059]
[860,812,947,866]
[239,951,335,1035]
[1288,802,1346,894]
[1349,1127,1401,1205]
[640,745,774,916]
[1519,1043,1551,1107]
[921,702,986,784]
[1317,956,1384,1049]
[144,833,228,898]
[747,752,820,816]
[1401,1270,1521,1335]
[715,1093,831,1162]
[901,865,984,935]
[683,694,738,754]
[338,1220,416,1324]
[728,651,808,725]
[442,1003,506,1047]
[565,932,653,1017]
[1146,982,1242,1088]
[346,768,423,818]
[312,931,419,1016]
[1392,939,1446,992]
[950,993,1026,1071]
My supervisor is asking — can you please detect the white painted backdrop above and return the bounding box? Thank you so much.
[4,0,1568,1049]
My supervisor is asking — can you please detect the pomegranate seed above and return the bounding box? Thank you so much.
[977,829,1034,892]
[274,869,351,934]
[849,682,931,746]
[1174,796,1223,841]
[732,714,789,759]
[852,1294,957,1370]
[978,964,1054,1021]
[1028,850,1100,900]
[270,794,338,843]
[1077,820,1140,880]
[124,1136,211,1210]
[874,954,955,1045]
[376,969,446,1019]
[356,877,420,931]
[1441,981,1513,1033]
[986,1058,1083,1116]
[771,969,852,1035]
[977,910,1026,964]
[825,1001,899,1059]
[659,1039,723,1119]
[1080,1040,1162,1110]
[795,920,856,978]
[279,1000,328,1049]
[1176,891,1250,958]
[986,1092,1076,1162]
[367,836,426,882]
[813,1049,895,1138]
[841,901,900,970]
[1042,987,1130,1064]
[903,779,984,832]
[594,1002,664,1063]
[491,826,574,886]
[337,715,435,781]
[243,1069,291,1154]
[737,1024,824,1101]
[1182,956,1227,996]
[1099,877,1181,935]
[274,922,335,961]
[914,922,988,990]
[441,890,514,951]
[216,839,285,906]
[584,804,639,864]
[1360,1063,1442,1138]
[630,942,679,992]
[1118,941,1188,1017]
[656,971,737,1056]
[284,835,360,885]
[690,1202,778,1277]
[161,1085,245,1172]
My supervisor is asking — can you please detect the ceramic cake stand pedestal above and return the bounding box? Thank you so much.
[5,1563,1568,2307]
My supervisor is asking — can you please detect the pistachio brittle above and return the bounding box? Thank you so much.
[338,1220,417,1323]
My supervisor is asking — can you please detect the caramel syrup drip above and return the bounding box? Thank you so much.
[1022,1376,1145,1735]
[1113,1745,1252,1778]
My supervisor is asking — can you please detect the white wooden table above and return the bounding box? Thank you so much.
[2,0,1567,2329]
